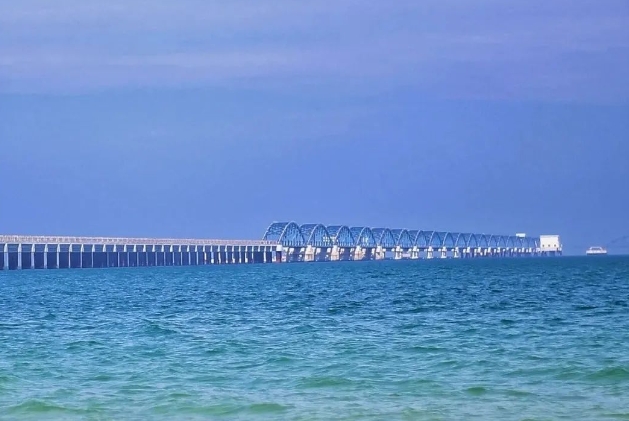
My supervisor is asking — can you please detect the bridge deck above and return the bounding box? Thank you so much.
[0,235,276,247]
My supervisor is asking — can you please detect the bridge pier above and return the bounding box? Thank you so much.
[426,247,434,259]
[410,247,419,259]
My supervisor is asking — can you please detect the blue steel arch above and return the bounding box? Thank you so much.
[532,237,540,249]
[392,229,414,249]
[415,231,432,247]
[488,235,502,248]
[372,228,397,248]
[262,221,306,247]
[478,235,490,247]
[326,225,355,248]
[350,227,377,248]
[300,224,333,248]
[455,233,469,248]
[443,232,457,248]
[406,230,418,247]
[429,231,445,248]
[467,234,479,248]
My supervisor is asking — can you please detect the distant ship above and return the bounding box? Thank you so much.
[586,246,608,256]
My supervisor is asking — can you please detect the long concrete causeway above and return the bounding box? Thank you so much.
[1,222,561,270]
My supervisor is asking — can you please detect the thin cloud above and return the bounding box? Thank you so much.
[0,0,627,102]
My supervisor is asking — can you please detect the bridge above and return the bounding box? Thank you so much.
[262,222,557,262]
[0,223,559,271]
[0,235,277,270]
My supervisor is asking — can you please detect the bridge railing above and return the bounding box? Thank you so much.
[0,235,277,247]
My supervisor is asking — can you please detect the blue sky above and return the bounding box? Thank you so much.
[1,0,628,254]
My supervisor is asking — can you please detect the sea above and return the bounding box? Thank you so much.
[1,256,628,420]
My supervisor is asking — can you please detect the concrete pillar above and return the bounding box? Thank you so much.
[3,245,8,270]
[426,247,434,259]
[410,247,419,259]
[17,244,22,269]
[43,246,48,268]
[453,248,460,259]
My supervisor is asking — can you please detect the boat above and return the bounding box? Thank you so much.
[586,246,608,256]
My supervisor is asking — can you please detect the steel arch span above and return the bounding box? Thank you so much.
[488,235,500,248]
[261,221,543,256]
[442,232,457,248]
[415,231,432,248]
[372,228,397,248]
[392,229,414,249]
[300,224,333,248]
[455,233,470,248]
[406,230,418,248]
[326,225,355,248]
[429,232,445,248]
[350,227,377,248]
[467,234,479,248]
[263,222,306,247]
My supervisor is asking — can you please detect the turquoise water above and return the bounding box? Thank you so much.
[1,257,628,420]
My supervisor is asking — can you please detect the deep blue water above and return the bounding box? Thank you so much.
[1,257,628,420]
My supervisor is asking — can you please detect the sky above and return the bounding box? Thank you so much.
[1,0,628,254]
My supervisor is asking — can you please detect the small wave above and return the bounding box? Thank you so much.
[504,389,536,397]
[143,320,179,335]
[65,340,105,350]
[298,376,354,389]
[602,413,629,419]
[407,345,444,354]
[465,386,488,395]
[246,402,290,414]
[0,322,23,330]
[573,304,597,311]
[266,355,295,364]
[90,373,114,382]
[586,367,629,382]
[7,399,74,414]
[204,347,226,355]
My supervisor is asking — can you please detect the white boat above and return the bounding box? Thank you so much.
[586,246,608,256]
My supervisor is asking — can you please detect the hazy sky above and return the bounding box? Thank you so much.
[1,0,628,254]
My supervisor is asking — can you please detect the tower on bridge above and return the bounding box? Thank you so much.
[540,235,562,256]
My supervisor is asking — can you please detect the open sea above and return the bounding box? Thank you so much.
[1,256,628,420]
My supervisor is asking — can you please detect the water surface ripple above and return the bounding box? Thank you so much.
[1,257,628,420]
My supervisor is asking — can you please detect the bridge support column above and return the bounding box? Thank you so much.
[426,247,434,259]
[453,248,460,259]
[393,247,401,260]
[410,247,419,259]
[440,248,447,259]
[353,247,362,261]
[304,246,315,262]
[330,246,339,261]
[3,245,9,270]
